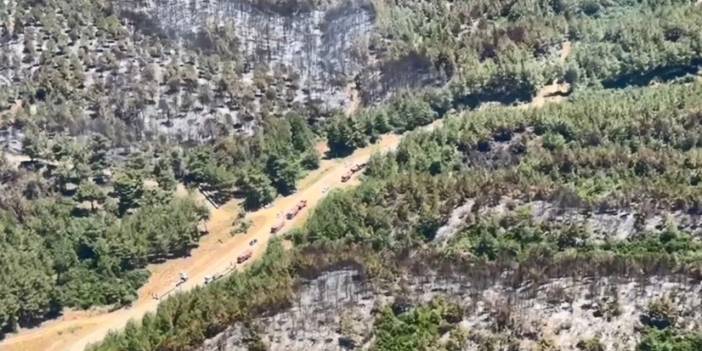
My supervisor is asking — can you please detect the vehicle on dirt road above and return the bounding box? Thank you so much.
[350,162,367,172]
[176,272,188,287]
[237,250,253,264]
[286,200,308,219]
[270,220,285,234]
[341,171,353,182]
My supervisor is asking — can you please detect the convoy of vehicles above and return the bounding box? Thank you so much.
[31,157,373,347]
[195,165,365,289]
[189,164,365,289]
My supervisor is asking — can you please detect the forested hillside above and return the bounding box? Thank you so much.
[303,83,702,249]
[88,81,702,350]
[0,109,321,333]
[325,0,702,156]
[0,150,210,332]
[297,81,702,349]
[372,0,702,103]
[1,0,702,349]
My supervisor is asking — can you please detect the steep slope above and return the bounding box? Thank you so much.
[0,62,573,351]
[197,269,702,351]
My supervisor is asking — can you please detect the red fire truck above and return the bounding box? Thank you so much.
[237,250,253,264]
[270,220,285,234]
[286,200,308,219]
[341,171,353,182]
[350,162,367,173]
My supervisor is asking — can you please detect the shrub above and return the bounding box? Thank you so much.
[641,297,678,330]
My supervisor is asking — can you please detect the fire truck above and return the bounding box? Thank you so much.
[237,250,253,264]
[286,200,308,219]
[350,162,367,173]
[270,220,285,234]
[342,163,367,182]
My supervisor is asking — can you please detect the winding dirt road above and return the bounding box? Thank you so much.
[0,42,573,351]
[0,132,406,351]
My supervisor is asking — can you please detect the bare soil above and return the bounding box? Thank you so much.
[344,82,362,115]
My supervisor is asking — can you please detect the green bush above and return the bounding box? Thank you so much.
[637,329,702,351]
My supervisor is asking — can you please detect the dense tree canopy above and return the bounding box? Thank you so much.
[301,82,702,256]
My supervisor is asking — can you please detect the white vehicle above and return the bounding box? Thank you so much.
[179,272,188,282]
[204,276,212,285]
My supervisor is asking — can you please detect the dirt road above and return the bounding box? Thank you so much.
[0,131,407,351]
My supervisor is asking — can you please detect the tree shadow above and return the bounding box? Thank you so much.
[603,61,702,89]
